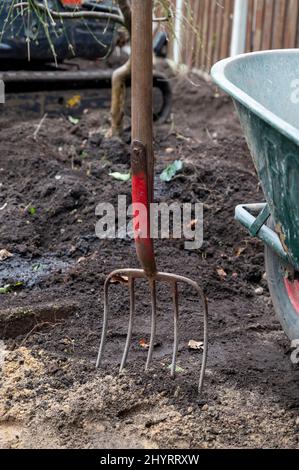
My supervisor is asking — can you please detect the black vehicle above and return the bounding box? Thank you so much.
[0,0,171,123]
[0,0,119,63]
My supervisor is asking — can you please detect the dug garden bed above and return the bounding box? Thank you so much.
[0,68,299,449]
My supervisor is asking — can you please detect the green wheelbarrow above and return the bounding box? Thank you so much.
[211,50,299,341]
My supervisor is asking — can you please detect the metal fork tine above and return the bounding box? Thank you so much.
[170,282,179,378]
[198,291,208,395]
[119,277,135,372]
[96,277,110,368]
[97,270,208,395]
[145,279,157,371]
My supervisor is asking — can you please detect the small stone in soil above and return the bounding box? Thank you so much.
[255,287,264,296]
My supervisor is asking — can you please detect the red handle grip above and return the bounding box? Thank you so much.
[131,140,156,277]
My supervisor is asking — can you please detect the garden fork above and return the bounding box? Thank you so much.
[96,0,208,394]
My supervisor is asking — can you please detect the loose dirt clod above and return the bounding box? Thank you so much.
[0,249,13,261]
[255,287,264,296]
[188,340,204,351]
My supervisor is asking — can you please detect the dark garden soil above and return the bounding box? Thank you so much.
[0,60,299,449]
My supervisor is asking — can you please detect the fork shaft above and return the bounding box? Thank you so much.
[131,0,154,203]
[131,0,157,279]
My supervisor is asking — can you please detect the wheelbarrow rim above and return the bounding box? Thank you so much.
[265,218,299,341]
[285,278,299,316]
[211,49,299,147]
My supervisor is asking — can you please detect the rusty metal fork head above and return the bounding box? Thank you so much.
[96,268,208,394]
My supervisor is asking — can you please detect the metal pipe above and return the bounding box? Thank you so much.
[173,0,183,64]
[230,0,248,56]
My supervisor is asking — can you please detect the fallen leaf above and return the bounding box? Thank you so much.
[0,284,11,294]
[0,249,13,261]
[235,246,247,257]
[80,151,88,159]
[160,160,183,182]
[167,364,184,373]
[28,206,36,216]
[32,263,43,272]
[68,116,80,125]
[139,339,149,350]
[188,340,204,351]
[110,274,129,285]
[216,267,227,279]
[176,133,190,142]
[14,281,24,288]
[139,339,161,350]
[165,147,175,154]
[109,172,131,182]
[66,95,81,108]
[0,281,23,294]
